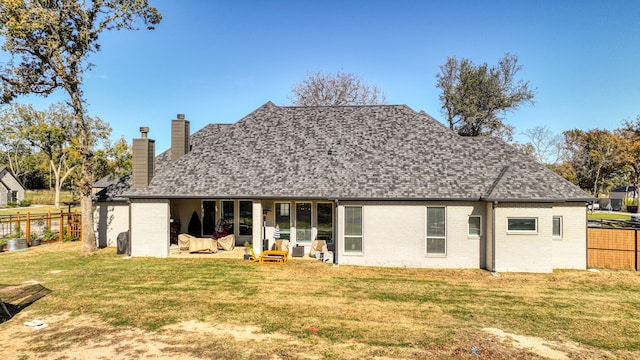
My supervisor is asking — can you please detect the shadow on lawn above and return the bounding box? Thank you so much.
[0,282,52,323]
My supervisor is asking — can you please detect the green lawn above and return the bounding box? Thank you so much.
[1,243,639,359]
[588,211,632,221]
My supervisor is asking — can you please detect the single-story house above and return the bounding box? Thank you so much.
[610,185,637,212]
[95,102,592,272]
[0,166,25,206]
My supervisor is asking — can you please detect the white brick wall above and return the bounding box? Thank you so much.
[93,202,129,248]
[551,203,587,269]
[337,201,485,268]
[493,204,554,272]
[130,199,170,257]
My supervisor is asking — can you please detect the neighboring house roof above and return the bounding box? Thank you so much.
[116,102,591,202]
[94,174,131,202]
[0,166,25,192]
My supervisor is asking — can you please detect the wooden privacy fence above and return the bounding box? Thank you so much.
[0,211,82,243]
[587,228,639,271]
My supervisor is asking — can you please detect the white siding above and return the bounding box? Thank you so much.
[130,199,170,257]
[94,202,129,248]
[551,203,587,269]
[337,201,484,268]
[0,171,25,205]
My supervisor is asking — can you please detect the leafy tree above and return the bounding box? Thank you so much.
[0,103,32,180]
[290,70,386,106]
[93,137,132,181]
[436,53,535,137]
[617,116,640,205]
[0,0,161,254]
[562,129,623,196]
[21,103,110,208]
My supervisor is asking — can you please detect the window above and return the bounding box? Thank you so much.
[468,215,481,236]
[10,191,17,203]
[344,206,362,254]
[316,203,334,243]
[202,201,216,236]
[552,216,562,237]
[222,200,235,234]
[507,218,537,233]
[426,207,446,255]
[239,201,252,236]
[296,202,312,242]
[275,202,291,240]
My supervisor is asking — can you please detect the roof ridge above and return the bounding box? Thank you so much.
[278,103,412,109]
[483,165,511,200]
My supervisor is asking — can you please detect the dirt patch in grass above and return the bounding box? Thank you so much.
[0,311,635,359]
[2,243,640,359]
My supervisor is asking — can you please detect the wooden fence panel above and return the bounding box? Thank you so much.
[587,228,638,271]
[0,211,82,244]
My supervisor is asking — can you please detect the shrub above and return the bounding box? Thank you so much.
[18,200,32,207]
[12,224,24,238]
[42,227,58,241]
[63,233,79,242]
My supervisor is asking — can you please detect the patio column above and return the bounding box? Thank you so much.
[252,200,263,254]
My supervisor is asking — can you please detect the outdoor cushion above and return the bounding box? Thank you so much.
[178,234,193,251]
[274,239,289,251]
[216,234,235,251]
[309,240,328,257]
[189,237,218,253]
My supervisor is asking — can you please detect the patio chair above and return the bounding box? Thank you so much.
[309,239,329,259]
[250,248,288,264]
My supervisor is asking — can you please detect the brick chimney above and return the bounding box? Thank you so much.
[132,126,155,188]
[171,114,190,161]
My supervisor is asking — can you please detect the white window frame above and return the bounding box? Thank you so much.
[295,201,313,243]
[468,215,482,237]
[425,206,446,256]
[506,217,538,234]
[343,206,363,255]
[316,201,334,243]
[552,216,563,238]
[275,202,292,240]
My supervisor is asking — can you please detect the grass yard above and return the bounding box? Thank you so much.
[1,243,640,359]
[588,211,632,221]
[24,189,74,205]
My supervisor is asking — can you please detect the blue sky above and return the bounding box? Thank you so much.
[8,0,640,151]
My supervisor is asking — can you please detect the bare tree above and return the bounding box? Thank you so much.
[522,125,564,164]
[290,70,386,106]
[0,0,161,254]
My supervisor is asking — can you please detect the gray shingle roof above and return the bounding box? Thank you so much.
[120,102,591,202]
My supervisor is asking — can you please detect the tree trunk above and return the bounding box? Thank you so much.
[68,84,97,254]
[81,193,96,253]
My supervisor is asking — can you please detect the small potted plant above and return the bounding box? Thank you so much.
[0,238,7,252]
[6,224,27,251]
[243,241,253,260]
[30,232,41,246]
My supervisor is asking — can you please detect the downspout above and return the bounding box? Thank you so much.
[127,199,132,256]
[491,201,497,273]
[334,199,339,265]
